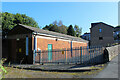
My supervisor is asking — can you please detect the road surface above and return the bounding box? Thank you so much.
[94,54,119,78]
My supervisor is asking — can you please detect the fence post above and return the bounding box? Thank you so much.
[99,46,101,63]
[93,46,94,64]
[71,41,73,57]
[102,47,104,63]
[83,47,84,65]
[39,50,41,64]
[80,47,82,64]
[98,46,100,63]
[33,50,35,64]
[79,47,80,63]
[96,46,98,64]
[92,46,94,65]
[65,48,67,64]
[89,46,91,64]
[90,46,93,64]
[75,48,76,64]
[94,46,96,64]
[55,51,56,63]
[92,46,94,64]
[101,46,103,63]
[87,46,89,64]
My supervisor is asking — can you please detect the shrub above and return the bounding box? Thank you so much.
[0,58,7,79]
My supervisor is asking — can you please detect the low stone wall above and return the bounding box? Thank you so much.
[106,44,120,61]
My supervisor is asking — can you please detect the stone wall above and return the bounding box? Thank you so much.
[106,44,120,61]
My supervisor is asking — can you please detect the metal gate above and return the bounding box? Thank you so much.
[33,46,105,65]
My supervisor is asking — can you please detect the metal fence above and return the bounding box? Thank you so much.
[34,46,105,65]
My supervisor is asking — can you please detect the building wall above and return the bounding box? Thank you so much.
[90,23,114,47]
[32,35,88,63]
[7,25,33,64]
[72,41,87,48]
[32,35,87,51]
[7,25,88,64]
[81,33,90,41]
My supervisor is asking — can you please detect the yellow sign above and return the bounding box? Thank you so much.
[62,51,64,54]
[19,48,22,53]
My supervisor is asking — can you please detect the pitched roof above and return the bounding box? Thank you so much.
[90,22,114,29]
[18,24,88,43]
[84,32,90,34]
[114,26,120,31]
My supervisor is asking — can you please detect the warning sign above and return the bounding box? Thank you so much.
[62,51,64,54]
[19,48,22,53]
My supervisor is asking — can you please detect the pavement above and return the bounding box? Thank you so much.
[9,63,101,72]
[94,54,119,78]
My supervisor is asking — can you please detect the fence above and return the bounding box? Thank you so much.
[34,46,105,65]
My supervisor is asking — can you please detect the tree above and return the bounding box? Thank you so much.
[58,25,67,34]
[2,12,39,36]
[67,25,75,36]
[115,25,120,31]
[58,20,63,26]
[43,25,51,30]
[14,13,39,28]
[0,12,2,30]
[42,20,67,34]
[42,20,81,37]
[74,25,82,37]
[52,20,57,25]
[114,25,120,40]
[49,24,59,32]
[58,21,67,34]
[2,12,15,36]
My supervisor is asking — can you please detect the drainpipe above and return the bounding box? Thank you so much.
[33,34,37,64]
[26,35,29,64]
[71,40,72,57]
[26,36,29,56]
[33,35,35,64]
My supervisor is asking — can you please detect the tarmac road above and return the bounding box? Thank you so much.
[94,54,119,78]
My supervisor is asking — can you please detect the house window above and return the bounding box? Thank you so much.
[99,29,102,32]
[99,37,103,40]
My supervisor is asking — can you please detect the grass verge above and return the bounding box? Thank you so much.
[3,63,107,78]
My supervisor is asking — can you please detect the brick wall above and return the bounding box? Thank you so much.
[72,41,87,48]
[37,37,70,50]
[32,35,88,63]
[32,35,87,51]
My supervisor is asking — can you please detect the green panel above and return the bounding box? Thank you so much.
[48,44,52,61]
